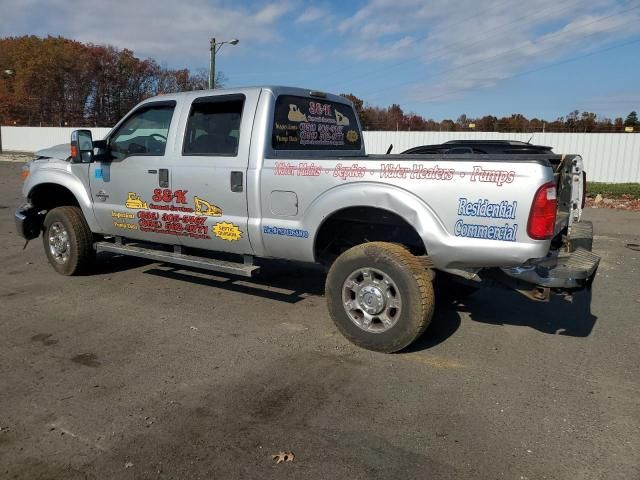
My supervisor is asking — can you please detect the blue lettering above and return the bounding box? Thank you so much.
[263,225,309,239]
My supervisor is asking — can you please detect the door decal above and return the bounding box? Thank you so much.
[212,222,242,241]
[194,197,223,216]
[114,187,241,241]
[111,211,138,231]
[125,192,149,210]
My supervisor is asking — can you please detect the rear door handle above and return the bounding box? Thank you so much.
[159,168,169,188]
[230,171,243,192]
[147,169,158,174]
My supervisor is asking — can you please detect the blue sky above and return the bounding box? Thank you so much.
[1,0,639,121]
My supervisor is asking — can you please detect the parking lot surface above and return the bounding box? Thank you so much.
[0,160,638,479]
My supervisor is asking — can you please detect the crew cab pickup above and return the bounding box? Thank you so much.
[15,86,599,352]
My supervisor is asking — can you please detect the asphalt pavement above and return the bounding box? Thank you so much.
[0,161,638,479]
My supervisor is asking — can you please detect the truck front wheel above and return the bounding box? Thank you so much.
[42,206,94,276]
[325,242,435,353]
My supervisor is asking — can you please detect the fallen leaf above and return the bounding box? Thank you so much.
[272,451,294,464]
[124,462,134,469]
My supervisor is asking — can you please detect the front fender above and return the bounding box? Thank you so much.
[24,161,99,232]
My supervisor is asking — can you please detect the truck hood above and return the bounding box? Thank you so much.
[35,143,71,161]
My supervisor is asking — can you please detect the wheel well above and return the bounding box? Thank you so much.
[314,207,426,265]
[29,183,80,211]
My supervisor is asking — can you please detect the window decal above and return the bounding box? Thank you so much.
[273,95,362,150]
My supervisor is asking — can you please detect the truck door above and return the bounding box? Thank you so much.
[171,93,254,254]
[89,101,179,244]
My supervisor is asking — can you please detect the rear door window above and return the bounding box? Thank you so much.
[183,94,245,156]
[272,95,362,151]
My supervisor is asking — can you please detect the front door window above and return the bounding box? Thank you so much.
[110,106,174,160]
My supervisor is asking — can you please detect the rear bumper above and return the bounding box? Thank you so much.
[501,221,599,291]
[14,203,43,240]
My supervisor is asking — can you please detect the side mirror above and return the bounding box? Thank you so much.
[92,139,109,161]
[71,130,93,163]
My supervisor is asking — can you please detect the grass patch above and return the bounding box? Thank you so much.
[587,182,640,199]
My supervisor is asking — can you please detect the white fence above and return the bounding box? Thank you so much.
[364,131,640,183]
[1,126,639,183]
[0,127,112,153]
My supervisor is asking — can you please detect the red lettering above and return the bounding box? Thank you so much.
[173,190,188,204]
[152,189,189,204]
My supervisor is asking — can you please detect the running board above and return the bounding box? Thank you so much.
[95,242,260,277]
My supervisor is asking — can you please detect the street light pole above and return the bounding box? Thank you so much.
[209,38,239,89]
[209,38,216,89]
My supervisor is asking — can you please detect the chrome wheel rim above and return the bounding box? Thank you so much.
[48,222,71,264]
[342,267,402,333]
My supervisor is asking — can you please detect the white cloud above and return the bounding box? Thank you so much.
[255,3,291,24]
[296,6,325,24]
[345,36,417,62]
[1,0,637,105]
[297,45,325,63]
[333,0,640,103]
[0,0,294,67]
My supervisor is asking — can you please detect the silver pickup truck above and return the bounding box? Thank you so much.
[15,86,600,352]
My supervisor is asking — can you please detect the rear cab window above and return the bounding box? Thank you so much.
[272,95,362,151]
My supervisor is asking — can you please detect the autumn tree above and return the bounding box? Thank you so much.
[0,35,220,126]
[440,119,455,131]
[456,114,469,129]
[340,93,370,128]
[475,115,498,131]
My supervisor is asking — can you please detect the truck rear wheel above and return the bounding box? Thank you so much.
[42,206,94,276]
[325,242,435,353]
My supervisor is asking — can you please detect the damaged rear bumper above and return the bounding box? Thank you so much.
[501,221,599,291]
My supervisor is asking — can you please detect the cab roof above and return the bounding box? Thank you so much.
[138,86,352,107]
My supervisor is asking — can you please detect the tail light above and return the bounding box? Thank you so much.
[527,181,557,240]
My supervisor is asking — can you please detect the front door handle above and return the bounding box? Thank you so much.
[159,169,169,188]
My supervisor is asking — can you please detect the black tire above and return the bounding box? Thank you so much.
[325,242,435,353]
[42,206,94,276]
